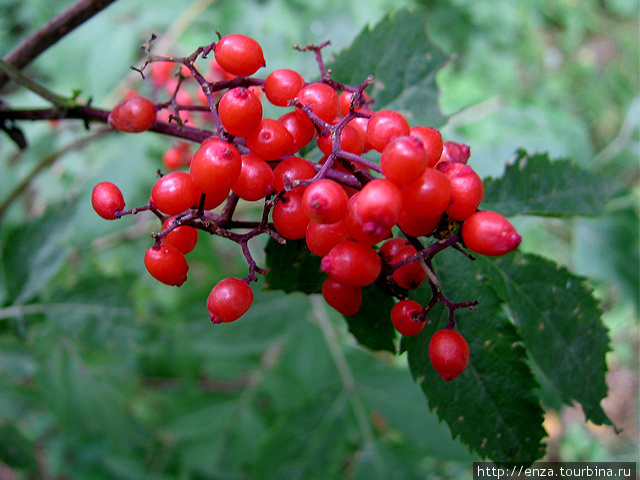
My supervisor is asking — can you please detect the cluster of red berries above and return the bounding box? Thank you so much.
[92,33,521,381]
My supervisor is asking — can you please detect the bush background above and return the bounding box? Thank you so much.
[0,0,637,478]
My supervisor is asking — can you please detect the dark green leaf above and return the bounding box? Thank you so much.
[481,150,621,217]
[328,8,449,127]
[343,284,396,353]
[1,202,74,305]
[402,249,546,463]
[479,253,612,426]
[0,423,37,469]
[253,392,354,480]
[264,237,324,294]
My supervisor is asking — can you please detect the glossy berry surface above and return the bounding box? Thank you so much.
[409,126,443,168]
[305,219,349,257]
[436,161,484,221]
[272,193,310,240]
[278,111,315,152]
[218,87,263,137]
[461,210,521,256]
[321,240,382,287]
[316,124,364,156]
[391,245,427,290]
[214,34,265,77]
[144,243,189,286]
[272,156,316,194]
[92,181,125,220]
[428,328,470,381]
[232,154,275,201]
[380,135,428,185]
[264,68,304,107]
[355,178,402,238]
[390,299,425,336]
[397,210,441,238]
[301,179,348,224]
[207,277,254,323]
[322,277,362,316]
[162,217,198,254]
[108,96,156,133]
[245,118,295,160]
[345,192,392,246]
[295,82,340,123]
[151,171,200,215]
[400,167,452,220]
[366,109,410,152]
[190,139,242,195]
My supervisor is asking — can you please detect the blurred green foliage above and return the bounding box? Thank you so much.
[0,0,637,478]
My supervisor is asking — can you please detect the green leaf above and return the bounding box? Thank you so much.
[479,253,612,426]
[328,8,449,127]
[481,150,621,217]
[343,284,396,353]
[402,249,547,463]
[264,238,324,294]
[1,203,75,305]
[253,392,354,480]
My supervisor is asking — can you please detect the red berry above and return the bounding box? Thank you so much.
[400,167,452,220]
[278,111,316,152]
[272,193,310,240]
[305,219,349,257]
[264,68,304,107]
[410,126,443,168]
[461,211,521,256]
[439,141,471,165]
[390,299,425,336]
[232,154,275,201]
[321,240,382,287]
[151,171,200,215]
[295,83,340,123]
[162,217,198,254]
[436,161,484,221]
[379,237,410,262]
[338,90,370,116]
[245,118,296,160]
[355,178,402,238]
[207,277,254,323]
[344,192,392,246]
[316,124,364,156]
[218,87,263,137]
[349,115,374,152]
[429,329,470,381]
[272,156,316,194]
[380,135,428,185]
[366,110,410,152]
[391,245,427,290]
[108,96,157,133]
[190,138,242,195]
[214,34,265,77]
[301,179,348,224]
[397,210,441,238]
[92,181,125,220]
[144,243,189,286]
[322,277,362,316]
